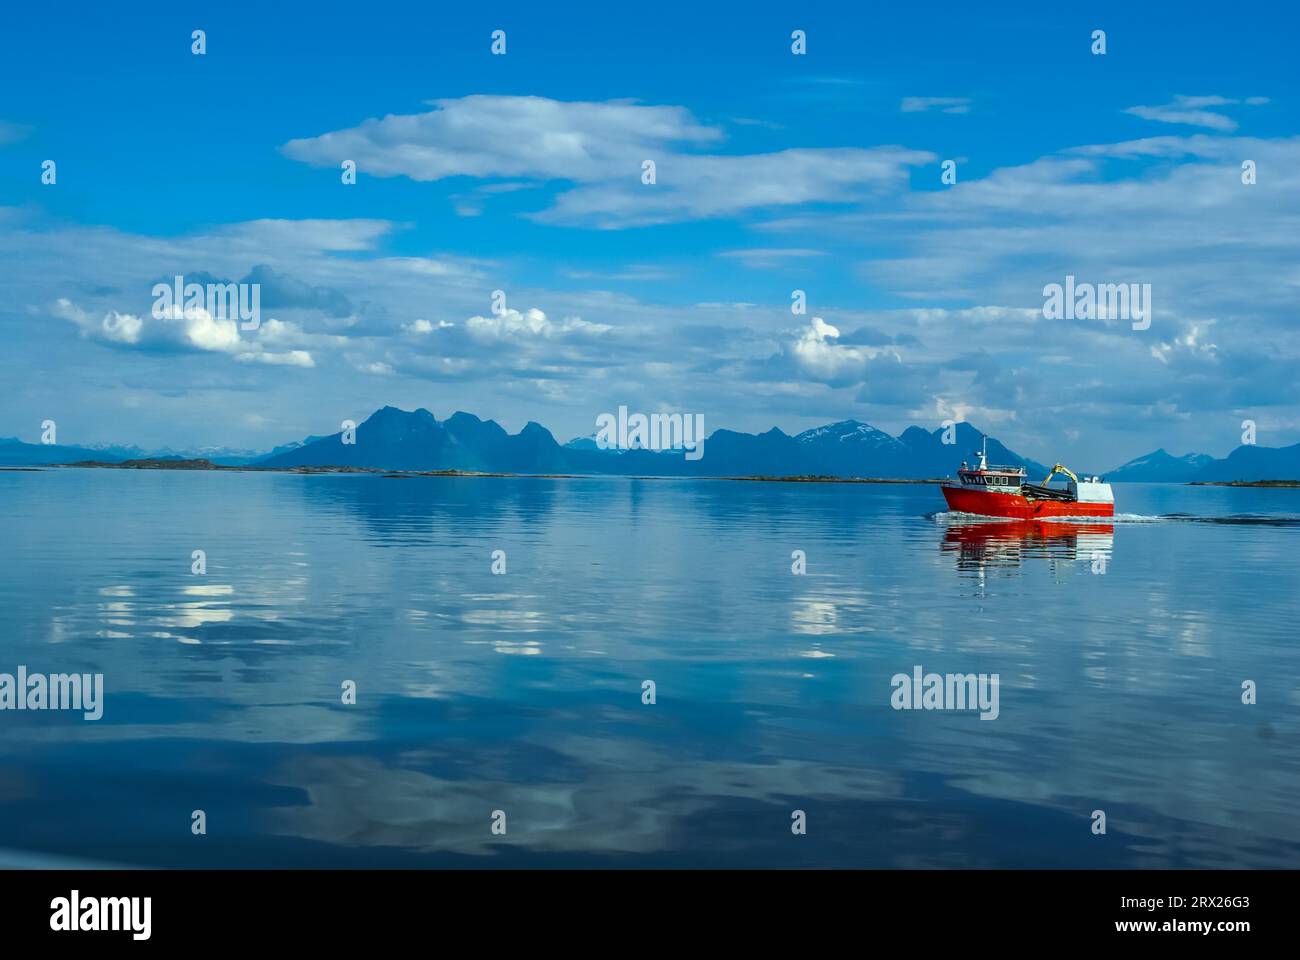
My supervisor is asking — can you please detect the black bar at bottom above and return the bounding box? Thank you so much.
[0,868,1281,945]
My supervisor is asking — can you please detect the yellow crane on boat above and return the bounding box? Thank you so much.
[1041,463,1080,485]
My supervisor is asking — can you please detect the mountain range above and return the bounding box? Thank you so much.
[253,407,1047,479]
[3,406,1299,481]
[1104,449,1215,482]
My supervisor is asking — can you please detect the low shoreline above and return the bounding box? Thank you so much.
[708,475,945,484]
[18,462,1300,487]
[1189,479,1300,488]
[62,459,548,478]
[46,459,947,484]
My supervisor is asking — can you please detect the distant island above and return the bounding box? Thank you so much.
[55,457,1300,487]
[4,405,1298,482]
[67,457,533,477]
[715,475,946,484]
[67,458,379,474]
[63,458,946,484]
[55,456,1300,488]
[1190,479,1300,488]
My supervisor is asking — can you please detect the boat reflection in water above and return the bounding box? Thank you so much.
[941,518,1115,574]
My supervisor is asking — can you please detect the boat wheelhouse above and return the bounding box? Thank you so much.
[955,443,1028,493]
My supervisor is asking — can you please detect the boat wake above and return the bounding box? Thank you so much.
[930,510,1300,527]
[1150,512,1300,527]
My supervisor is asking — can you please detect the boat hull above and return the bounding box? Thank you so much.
[941,485,1114,519]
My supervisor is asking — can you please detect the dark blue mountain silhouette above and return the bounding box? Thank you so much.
[1107,443,1300,482]
[256,407,1047,479]
[8,406,1299,480]
[1191,441,1300,482]
[0,437,141,466]
[1108,448,1214,482]
[257,406,569,472]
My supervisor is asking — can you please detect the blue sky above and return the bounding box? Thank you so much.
[2,0,1297,466]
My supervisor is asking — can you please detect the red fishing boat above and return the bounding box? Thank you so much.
[940,437,1114,519]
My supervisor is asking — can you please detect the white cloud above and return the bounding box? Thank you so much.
[236,350,315,368]
[282,95,721,183]
[716,248,826,269]
[925,395,1016,427]
[0,121,29,146]
[282,96,933,228]
[900,97,971,114]
[403,318,453,335]
[215,219,395,253]
[533,146,933,228]
[1150,322,1219,365]
[849,133,1300,316]
[54,299,143,345]
[153,303,242,352]
[465,307,610,342]
[54,298,314,367]
[1123,95,1267,132]
[787,316,896,384]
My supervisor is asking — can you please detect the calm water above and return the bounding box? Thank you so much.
[1,469,1297,868]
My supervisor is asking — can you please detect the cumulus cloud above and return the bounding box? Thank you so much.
[781,316,899,386]
[155,302,243,352]
[236,350,315,368]
[354,302,638,388]
[53,297,314,367]
[403,318,453,335]
[53,299,144,345]
[1150,322,1219,366]
[926,394,1015,428]
[465,307,611,342]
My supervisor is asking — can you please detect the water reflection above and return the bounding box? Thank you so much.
[941,519,1115,573]
[0,471,1297,868]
